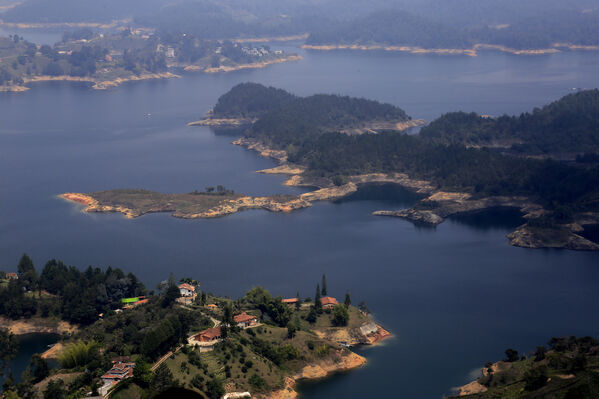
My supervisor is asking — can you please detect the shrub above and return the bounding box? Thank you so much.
[58,341,99,369]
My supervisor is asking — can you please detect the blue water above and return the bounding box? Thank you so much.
[1,48,598,398]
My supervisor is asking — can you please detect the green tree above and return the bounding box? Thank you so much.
[0,328,18,377]
[331,304,349,326]
[321,274,327,296]
[295,291,301,311]
[151,363,173,393]
[29,353,49,383]
[344,291,351,307]
[306,306,318,324]
[314,284,322,313]
[534,346,547,361]
[133,359,152,387]
[44,379,65,399]
[206,376,225,399]
[505,348,519,362]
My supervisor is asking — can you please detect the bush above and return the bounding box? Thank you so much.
[58,341,99,369]
[249,373,267,390]
[523,366,548,391]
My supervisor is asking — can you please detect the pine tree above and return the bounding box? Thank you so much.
[321,274,327,296]
[314,284,322,313]
[295,291,301,310]
[344,290,351,307]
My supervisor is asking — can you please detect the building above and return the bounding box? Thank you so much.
[282,298,299,306]
[178,283,196,297]
[122,298,149,310]
[100,361,135,386]
[234,312,258,328]
[5,272,18,280]
[206,303,218,310]
[195,326,222,342]
[320,296,338,309]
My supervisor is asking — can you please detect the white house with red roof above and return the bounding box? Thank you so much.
[178,283,196,297]
[320,296,338,309]
[234,312,258,328]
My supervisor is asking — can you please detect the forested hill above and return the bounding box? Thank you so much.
[212,83,298,118]
[212,83,411,141]
[306,8,599,50]
[419,90,599,156]
[212,85,599,215]
[306,10,473,49]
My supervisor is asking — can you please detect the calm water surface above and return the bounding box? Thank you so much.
[1,48,598,398]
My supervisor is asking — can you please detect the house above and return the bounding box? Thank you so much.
[195,326,222,342]
[178,283,195,297]
[6,272,18,280]
[234,312,258,328]
[206,303,218,310]
[282,298,299,306]
[100,361,135,386]
[320,296,338,309]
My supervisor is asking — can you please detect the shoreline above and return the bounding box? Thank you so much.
[235,138,599,251]
[23,72,180,90]
[302,42,599,56]
[264,351,366,399]
[0,316,78,336]
[183,55,302,73]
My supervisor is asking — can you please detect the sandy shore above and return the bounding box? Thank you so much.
[231,34,309,43]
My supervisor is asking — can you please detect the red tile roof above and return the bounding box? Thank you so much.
[282,298,299,303]
[178,283,195,292]
[320,296,338,306]
[198,326,222,339]
[234,312,258,323]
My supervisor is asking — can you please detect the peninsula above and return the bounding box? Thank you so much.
[0,30,299,92]
[0,255,390,399]
[62,84,599,251]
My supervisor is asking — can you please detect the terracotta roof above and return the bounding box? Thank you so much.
[234,312,258,323]
[207,304,218,308]
[178,283,195,292]
[320,296,338,306]
[199,326,222,339]
[282,298,299,303]
[6,272,17,278]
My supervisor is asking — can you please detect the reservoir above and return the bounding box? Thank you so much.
[1,47,598,398]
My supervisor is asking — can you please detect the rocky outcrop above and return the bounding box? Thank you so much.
[174,196,311,219]
[233,137,288,163]
[187,109,256,128]
[313,322,391,346]
[508,225,599,251]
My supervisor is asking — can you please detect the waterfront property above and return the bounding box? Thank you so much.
[234,312,258,328]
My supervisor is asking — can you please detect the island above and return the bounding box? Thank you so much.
[451,336,599,398]
[0,255,390,399]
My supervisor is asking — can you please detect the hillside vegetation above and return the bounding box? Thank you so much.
[452,336,599,399]
[419,90,599,155]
